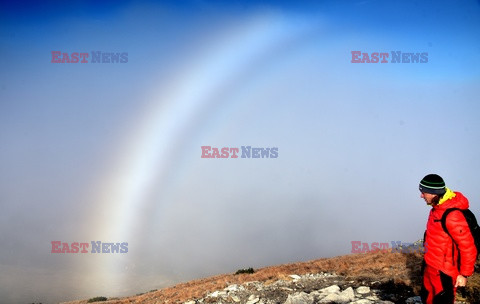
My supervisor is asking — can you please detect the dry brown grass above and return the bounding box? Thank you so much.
[63,249,427,304]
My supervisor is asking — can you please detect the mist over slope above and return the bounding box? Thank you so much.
[61,250,480,304]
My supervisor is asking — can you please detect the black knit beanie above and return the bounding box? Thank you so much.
[419,174,446,195]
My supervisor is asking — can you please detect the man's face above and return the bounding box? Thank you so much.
[420,191,437,205]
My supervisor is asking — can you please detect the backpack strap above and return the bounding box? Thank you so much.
[441,208,462,267]
[441,208,461,238]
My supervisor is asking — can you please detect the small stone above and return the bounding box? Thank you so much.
[318,287,356,304]
[231,295,241,302]
[284,292,314,304]
[208,291,220,298]
[247,295,260,304]
[312,284,341,302]
[406,296,422,304]
[350,300,373,304]
[207,290,227,298]
[289,274,302,281]
[340,287,355,302]
[224,284,241,292]
[247,298,260,304]
[318,285,341,294]
[184,301,195,304]
[319,293,348,304]
[356,286,371,294]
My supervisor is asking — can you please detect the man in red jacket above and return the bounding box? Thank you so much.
[419,174,477,304]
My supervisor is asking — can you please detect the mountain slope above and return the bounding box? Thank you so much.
[62,250,480,304]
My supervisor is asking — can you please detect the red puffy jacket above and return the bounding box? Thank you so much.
[424,191,477,278]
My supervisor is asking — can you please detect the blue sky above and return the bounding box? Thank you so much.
[1,0,480,303]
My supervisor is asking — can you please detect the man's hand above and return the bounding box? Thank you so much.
[455,274,467,287]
